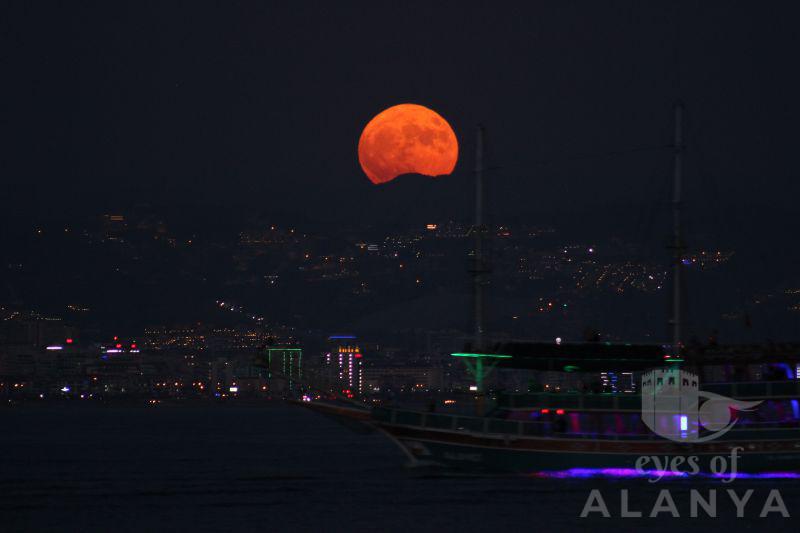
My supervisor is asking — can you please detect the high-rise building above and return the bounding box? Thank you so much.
[324,335,363,395]
[264,346,302,391]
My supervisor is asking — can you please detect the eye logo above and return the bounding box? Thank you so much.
[641,368,761,442]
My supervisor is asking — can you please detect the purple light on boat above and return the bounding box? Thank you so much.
[530,468,800,480]
[791,399,800,420]
[774,363,794,380]
[530,468,688,479]
[712,471,800,479]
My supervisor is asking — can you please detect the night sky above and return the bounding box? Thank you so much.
[4,2,799,223]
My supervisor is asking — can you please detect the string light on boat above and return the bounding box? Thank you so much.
[451,353,513,359]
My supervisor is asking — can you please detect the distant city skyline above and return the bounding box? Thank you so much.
[2,205,797,350]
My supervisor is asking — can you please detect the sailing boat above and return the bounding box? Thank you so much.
[301,105,800,475]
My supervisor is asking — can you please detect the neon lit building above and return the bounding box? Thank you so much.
[325,336,364,395]
[265,346,302,391]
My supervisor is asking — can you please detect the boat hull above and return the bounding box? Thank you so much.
[379,422,800,474]
[298,401,800,474]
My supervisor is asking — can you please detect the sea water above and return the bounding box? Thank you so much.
[1,404,798,532]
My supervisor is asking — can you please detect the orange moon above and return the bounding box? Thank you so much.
[358,103,458,185]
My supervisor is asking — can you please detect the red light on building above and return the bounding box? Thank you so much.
[131,344,137,349]
[556,409,565,415]
[113,336,118,341]
[354,353,362,359]
[66,338,73,344]
[115,343,122,349]
[540,409,550,414]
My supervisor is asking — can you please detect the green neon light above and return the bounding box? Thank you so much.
[451,352,513,359]
[563,365,581,372]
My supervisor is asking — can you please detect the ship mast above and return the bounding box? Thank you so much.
[670,102,684,354]
[474,125,486,350]
[470,125,490,412]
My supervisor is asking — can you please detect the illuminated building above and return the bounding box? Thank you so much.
[325,336,364,395]
[265,346,303,391]
[600,371,635,393]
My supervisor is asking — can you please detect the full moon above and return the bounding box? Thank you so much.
[358,103,458,185]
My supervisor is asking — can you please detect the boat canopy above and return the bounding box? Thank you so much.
[453,341,800,372]
[454,342,666,372]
